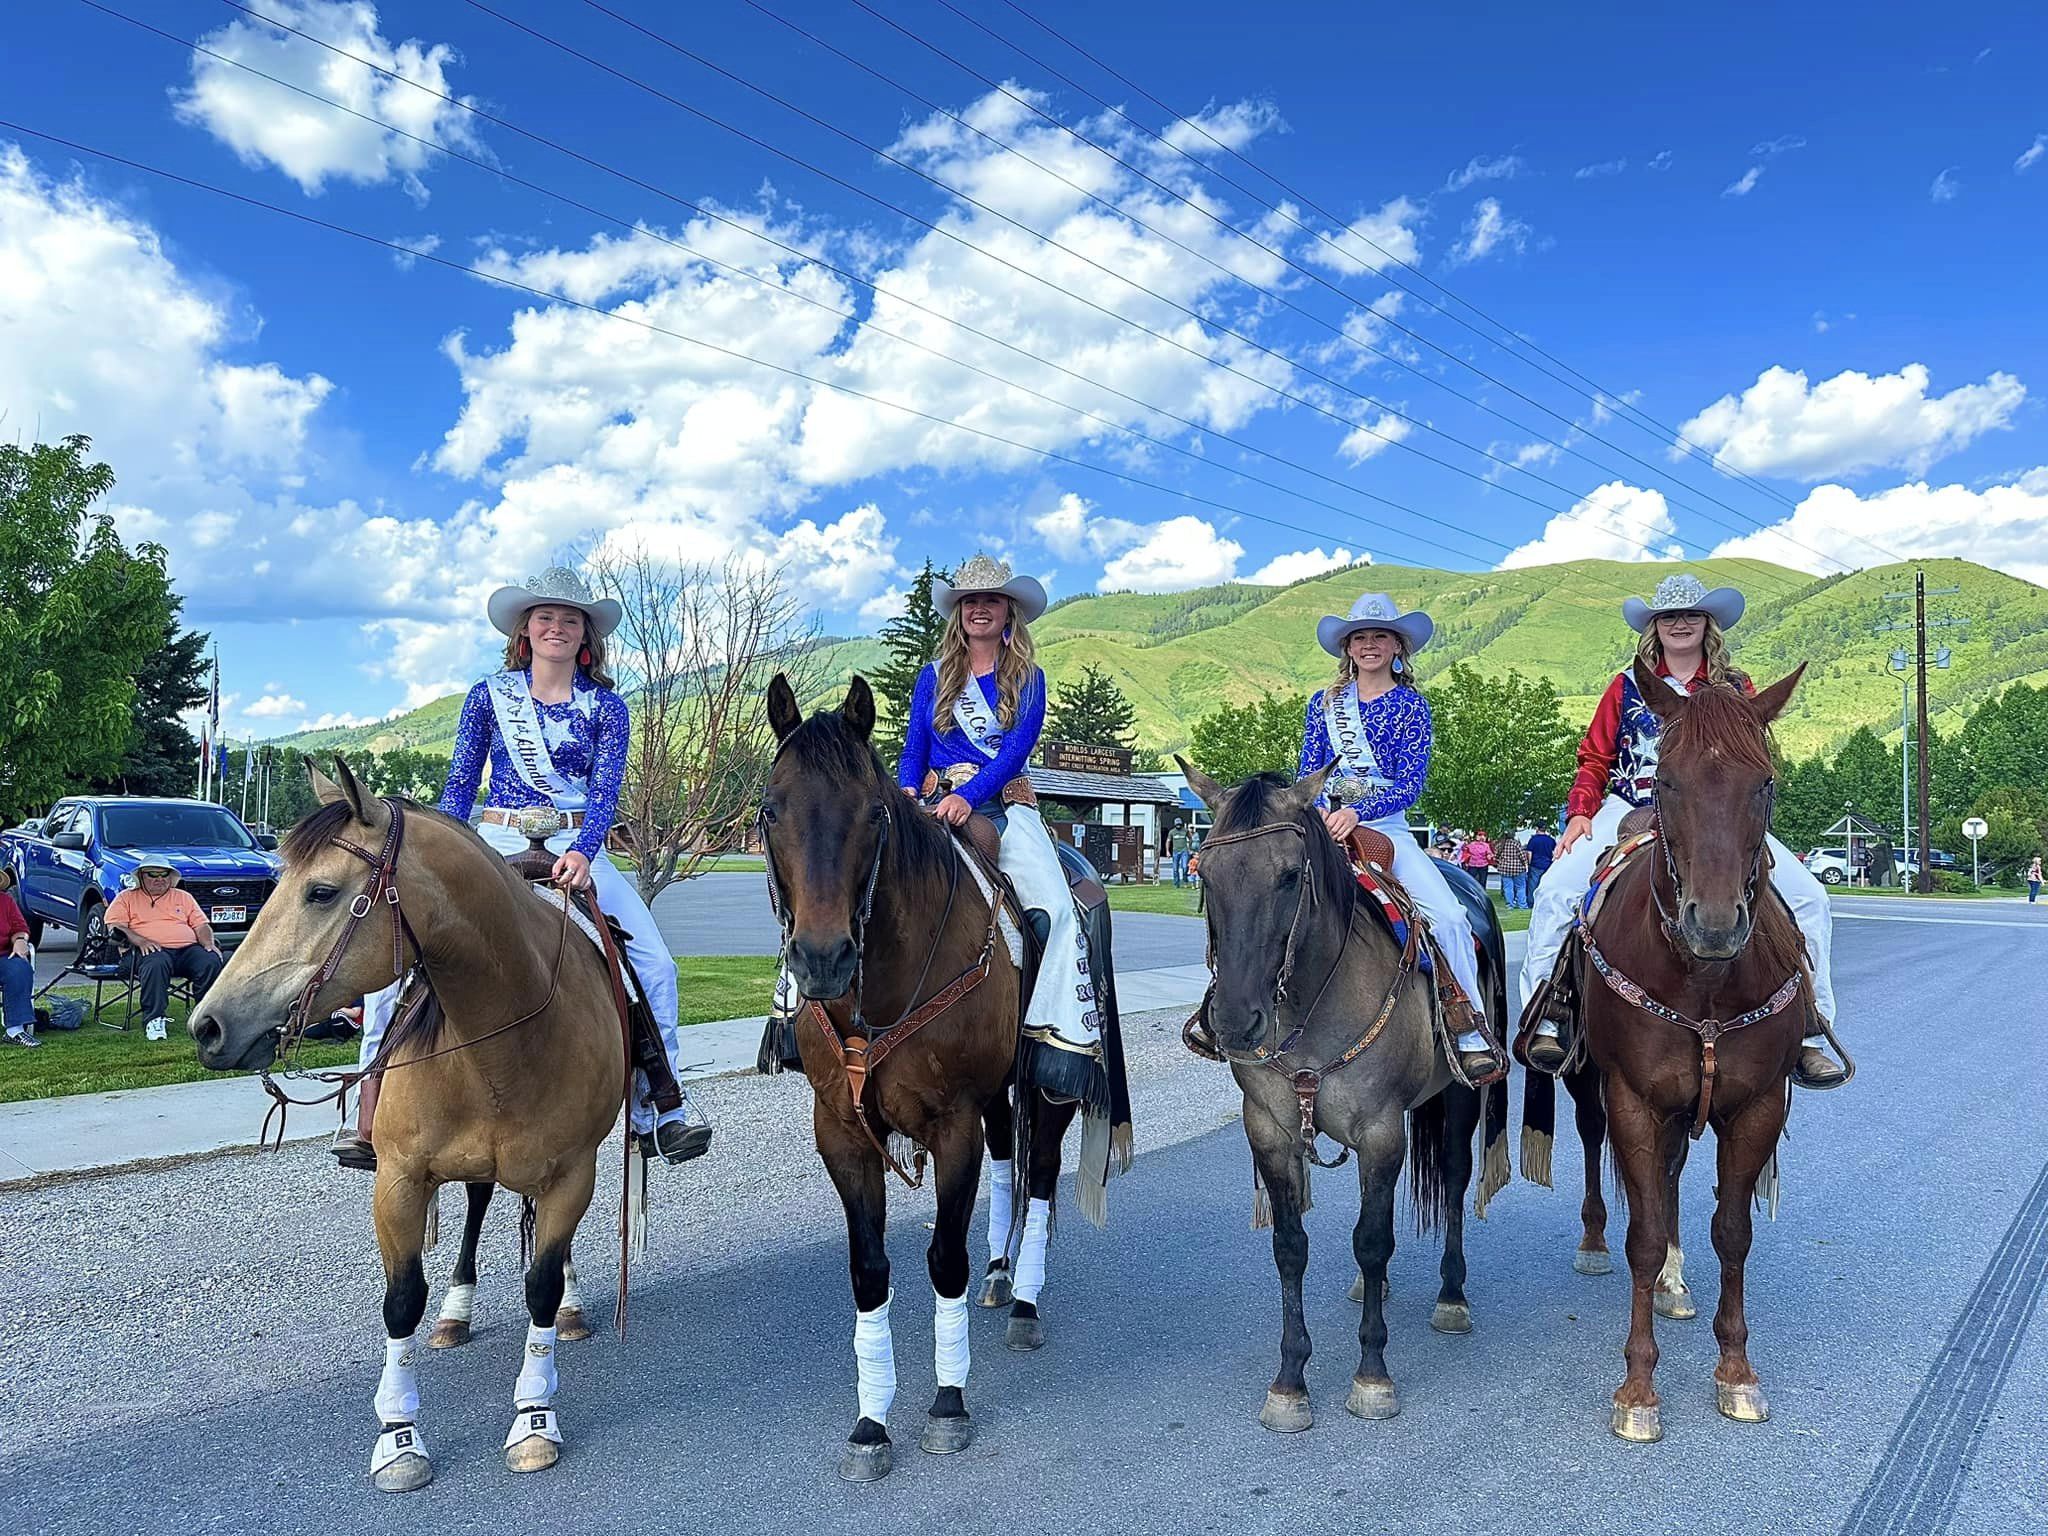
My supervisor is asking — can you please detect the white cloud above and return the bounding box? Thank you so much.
[1751,134,1807,158]
[292,709,391,733]
[2018,135,2047,174]
[1339,413,1415,463]
[1445,154,1523,191]
[1648,150,1675,172]
[1709,469,2048,584]
[1930,167,1962,203]
[1304,196,1423,275]
[1498,482,1684,569]
[1723,166,1764,198]
[1097,516,1244,591]
[1245,546,1365,585]
[209,363,334,466]
[243,692,307,717]
[1448,197,1531,264]
[1574,159,1628,179]
[174,0,484,200]
[391,233,441,270]
[1160,100,1285,158]
[1676,363,2025,480]
[1030,492,1141,560]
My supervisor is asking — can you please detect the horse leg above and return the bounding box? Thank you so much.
[1008,1090,1077,1352]
[922,1115,983,1456]
[504,1157,595,1474]
[1347,1109,1407,1422]
[1568,1064,1614,1275]
[1605,1079,1672,1443]
[1430,1085,1482,1335]
[1246,1106,1314,1433]
[429,1181,493,1349]
[1654,1139,1697,1320]
[369,1172,435,1492]
[978,1089,1016,1308]
[821,1127,895,1482]
[555,1251,592,1341]
[1710,1087,1789,1423]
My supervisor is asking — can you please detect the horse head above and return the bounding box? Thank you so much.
[764,673,893,1003]
[1633,655,1804,963]
[1179,756,1338,1056]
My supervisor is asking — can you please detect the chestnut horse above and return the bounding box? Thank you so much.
[1579,658,1811,1442]
[761,675,1075,1482]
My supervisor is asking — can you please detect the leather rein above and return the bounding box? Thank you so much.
[1195,819,1419,1169]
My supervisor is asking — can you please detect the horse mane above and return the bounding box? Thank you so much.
[278,798,360,865]
[777,708,956,889]
[1213,773,1358,929]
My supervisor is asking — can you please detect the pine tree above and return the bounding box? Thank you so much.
[1046,664,1139,750]
[89,598,208,797]
[873,560,950,762]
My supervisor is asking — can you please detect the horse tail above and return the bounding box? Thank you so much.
[1005,1029,1039,1260]
[1407,1092,1450,1235]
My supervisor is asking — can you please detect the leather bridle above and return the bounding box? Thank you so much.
[1649,777,1775,944]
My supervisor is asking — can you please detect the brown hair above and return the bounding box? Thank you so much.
[1635,615,1742,690]
[501,604,617,689]
[935,602,1038,727]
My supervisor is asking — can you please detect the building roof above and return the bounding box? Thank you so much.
[1026,766,1181,805]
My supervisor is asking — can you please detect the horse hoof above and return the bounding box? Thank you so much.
[1717,1380,1770,1423]
[372,1454,433,1493]
[506,1435,560,1474]
[1259,1391,1313,1433]
[426,1318,470,1349]
[1653,1287,1697,1321]
[839,1440,894,1483]
[1573,1249,1612,1276]
[978,1269,1014,1310]
[1345,1377,1400,1421]
[1430,1302,1473,1335]
[1345,1272,1389,1302]
[921,1413,974,1455]
[1611,1402,1662,1443]
[1006,1305,1044,1352]
[554,1308,592,1342]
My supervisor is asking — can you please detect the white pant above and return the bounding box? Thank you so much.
[359,824,688,1134]
[1004,805,1098,1051]
[1518,795,1836,1024]
[1366,812,1488,1027]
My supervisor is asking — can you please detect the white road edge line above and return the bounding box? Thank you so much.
[1835,912,2048,930]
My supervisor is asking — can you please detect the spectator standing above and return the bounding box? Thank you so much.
[1167,820,1191,887]
[1525,825,1557,898]
[2028,856,2043,904]
[1,869,37,1047]
[1493,831,1531,910]
[103,855,225,1040]
[1458,830,1494,892]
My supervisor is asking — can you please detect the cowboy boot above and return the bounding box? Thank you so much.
[1793,1027,1848,1090]
[330,1073,379,1171]
[1444,997,1505,1084]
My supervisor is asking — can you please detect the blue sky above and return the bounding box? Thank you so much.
[6,0,2046,736]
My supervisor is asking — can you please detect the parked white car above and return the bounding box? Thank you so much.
[1800,846,1921,885]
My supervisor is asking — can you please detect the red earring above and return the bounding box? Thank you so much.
[516,636,531,664]
[578,644,593,666]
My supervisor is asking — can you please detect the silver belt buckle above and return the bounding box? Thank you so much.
[513,807,569,841]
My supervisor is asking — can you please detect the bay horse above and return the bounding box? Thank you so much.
[188,759,626,1490]
[761,674,1076,1483]
[1184,761,1508,1432]
[1575,658,1811,1442]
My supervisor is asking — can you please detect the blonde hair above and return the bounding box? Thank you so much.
[1635,615,1741,689]
[501,605,618,689]
[1331,629,1414,695]
[936,602,1038,726]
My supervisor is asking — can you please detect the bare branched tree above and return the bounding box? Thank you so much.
[588,546,827,902]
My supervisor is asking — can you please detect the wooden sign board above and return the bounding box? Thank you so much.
[1040,740,1134,777]
[1047,821,1148,881]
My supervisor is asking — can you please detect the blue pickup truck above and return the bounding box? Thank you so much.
[2,796,282,951]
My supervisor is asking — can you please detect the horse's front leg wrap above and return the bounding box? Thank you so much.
[375,1334,420,1423]
[933,1287,970,1389]
[514,1323,559,1408]
[854,1291,897,1423]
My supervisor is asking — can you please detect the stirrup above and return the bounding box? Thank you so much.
[1792,1044,1848,1092]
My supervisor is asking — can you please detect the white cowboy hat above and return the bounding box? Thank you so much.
[486,566,623,640]
[933,551,1048,624]
[130,853,181,885]
[1316,591,1434,658]
[1622,572,1745,634]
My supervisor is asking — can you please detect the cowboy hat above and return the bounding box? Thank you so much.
[486,566,623,640]
[933,552,1048,624]
[1316,591,1434,658]
[1621,572,1744,634]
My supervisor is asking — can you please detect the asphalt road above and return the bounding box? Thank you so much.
[10,901,2048,1534]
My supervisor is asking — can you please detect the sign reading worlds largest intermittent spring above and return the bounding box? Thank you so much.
[1040,741,1134,777]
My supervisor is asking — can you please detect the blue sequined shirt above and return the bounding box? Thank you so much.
[896,663,1047,809]
[1297,684,1433,824]
[439,671,629,861]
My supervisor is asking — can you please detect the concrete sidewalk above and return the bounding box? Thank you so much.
[0,962,1220,1186]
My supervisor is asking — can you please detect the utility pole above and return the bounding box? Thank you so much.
[1878,572,1963,893]
[1914,573,1932,892]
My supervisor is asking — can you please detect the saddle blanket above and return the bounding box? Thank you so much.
[528,881,641,1005]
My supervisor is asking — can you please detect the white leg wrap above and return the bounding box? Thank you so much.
[437,1282,475,1326]
[986,1158,1015,1264]
[933,1287,970,1389]
[559,1261,582,1315]
[514,1323,559,1409]
[854,1291,896,1424]
[374,1335,420,1424]
[1014,1197,1051,1305]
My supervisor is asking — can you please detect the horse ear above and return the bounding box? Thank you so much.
[1751,663,1806,727]
[767,673,803,743]
[308,761,343,806]
[1631,655,1687,722]
[1284,761,1336,816]
[1175,754,1224,810]
[328,754,380,826]
[843,675,876,741]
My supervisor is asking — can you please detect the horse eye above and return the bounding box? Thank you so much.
[761,804,779,825]
[306,884,340,905]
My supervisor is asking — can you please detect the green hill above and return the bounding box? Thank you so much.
[269,557,2048,762]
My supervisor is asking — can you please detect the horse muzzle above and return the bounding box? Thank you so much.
[786,932,858,1001]
[1678,900,1751,962]
[188,999,284,1073]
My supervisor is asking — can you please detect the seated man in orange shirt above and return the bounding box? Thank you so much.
[104,855,225,1040]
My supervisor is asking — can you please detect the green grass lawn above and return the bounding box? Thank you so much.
[1104,879,1534,932]
[1823,882,2009,900]
[5,956,784,1105]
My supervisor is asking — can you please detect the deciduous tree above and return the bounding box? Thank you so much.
[1187,694,1303,786]
[1415,665,1576,836]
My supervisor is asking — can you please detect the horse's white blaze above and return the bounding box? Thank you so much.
[986,1158,1015,1264]
[437,1283,476,1326]
[1658,1244,1688,1294]
[514,1324,558,1408]
[1015,1197,1051,1304]
[933,1287,970,1388]
[854,1291,896,1422]
[375,1334,420,1423]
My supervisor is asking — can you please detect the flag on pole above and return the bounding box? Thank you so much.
[244,738,255,785]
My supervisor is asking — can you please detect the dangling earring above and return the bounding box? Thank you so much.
[577,644,593,667]
[1391,655,1403,676]
[516,636,531,665]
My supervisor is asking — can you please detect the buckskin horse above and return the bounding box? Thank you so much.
[188,759,629,1490]
[1183,761,1509,1433]
[1566,658,1815,1443]
[761,674,1088,1483]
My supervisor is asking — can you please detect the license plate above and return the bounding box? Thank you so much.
[210,905,247,925]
